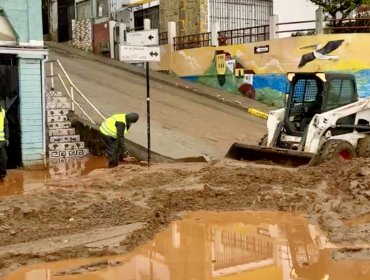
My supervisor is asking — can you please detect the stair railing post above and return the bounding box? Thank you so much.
[50,62,55,90]
[70,86,75,111]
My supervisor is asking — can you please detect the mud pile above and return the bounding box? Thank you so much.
[124,159,370,250]
[0,158,369,277]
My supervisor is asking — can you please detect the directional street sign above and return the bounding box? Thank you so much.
[126,29,159,46]
[120,46,160,62]
[254,45,269,54]
[123,24,161,166]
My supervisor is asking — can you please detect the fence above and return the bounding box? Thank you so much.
[276,20,316,36]
[218,25,269,46]
[166,16,370,51]
[173,32,211,51]
[324,17,370,33]
[209,0,272,31]
[276,17,370,37]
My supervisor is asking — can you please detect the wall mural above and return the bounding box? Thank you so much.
[298,40,344,68]
[152,34,370,108]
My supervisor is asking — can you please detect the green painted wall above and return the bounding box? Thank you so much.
[0,0,43,45]
[18,56,44,166]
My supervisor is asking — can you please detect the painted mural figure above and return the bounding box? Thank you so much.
[213,50,257,99]
[298,40,345,68]
[0,105,9,182]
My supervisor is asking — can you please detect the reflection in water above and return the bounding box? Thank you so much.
[48,156,106,179]
[0,157,107,196]
[0,170,48,196]
[5,211,370,280]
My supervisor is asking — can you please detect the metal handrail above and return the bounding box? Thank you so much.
[45,59,106,124]
[277,28,315,34]
[276,20,316,26]
[58,74,96,124]
[325,17,370,23]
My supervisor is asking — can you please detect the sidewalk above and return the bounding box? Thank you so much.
[45,41,274,117]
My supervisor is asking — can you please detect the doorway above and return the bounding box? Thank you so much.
[58,0,75,42]
[0,55,21,168]
[42,0,50,35]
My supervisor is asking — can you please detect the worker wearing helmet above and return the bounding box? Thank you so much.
[99,112,139,168]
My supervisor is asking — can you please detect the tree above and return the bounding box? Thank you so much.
[309,0,370,25]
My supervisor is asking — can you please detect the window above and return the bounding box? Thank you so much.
[289,78,322,128]
[292,79,319,103]
[134,6,159,30]
[76,0,92,21]
[327,79,356,110]
[97,0,109,18]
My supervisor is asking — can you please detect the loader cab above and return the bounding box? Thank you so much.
[285,73,358,137]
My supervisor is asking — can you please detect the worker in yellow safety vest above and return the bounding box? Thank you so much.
[0,105,9,182]
[99,112,139,168]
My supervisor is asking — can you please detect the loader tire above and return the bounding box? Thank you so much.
[357,137,370,158]
[319,140,355,162]
[258,134,268,146]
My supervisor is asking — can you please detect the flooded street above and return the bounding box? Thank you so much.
[4,212,370,280]
[0,158,369,279]
[0,157,107,197]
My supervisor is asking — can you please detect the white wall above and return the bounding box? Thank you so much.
[273,0,318,37]
[274,0,317,22]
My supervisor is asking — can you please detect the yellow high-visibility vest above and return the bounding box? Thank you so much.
[99,114,128,138]
[0,108,5,141]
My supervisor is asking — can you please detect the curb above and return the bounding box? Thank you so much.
[247,108,269,120]
[47,43,270,120]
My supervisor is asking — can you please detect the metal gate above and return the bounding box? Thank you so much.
[0,55,21,168]
[209,0,273,31]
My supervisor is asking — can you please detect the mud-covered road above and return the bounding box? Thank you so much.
[49,49,266,160]
[0,158,369,278]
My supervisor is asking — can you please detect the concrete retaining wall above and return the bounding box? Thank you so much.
[70,116,206,163]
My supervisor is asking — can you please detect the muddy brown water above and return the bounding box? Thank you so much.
[4,211,370,280]
[0,157,107,196]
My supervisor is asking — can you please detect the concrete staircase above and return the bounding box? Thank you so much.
[46,90,89,162]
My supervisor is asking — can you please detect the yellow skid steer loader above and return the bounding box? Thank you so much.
[227,72,370,167]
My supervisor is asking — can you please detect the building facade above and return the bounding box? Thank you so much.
[159,0,272,36]
[0,0,47,168]
[209,0,273,31]
[159,0,208,36]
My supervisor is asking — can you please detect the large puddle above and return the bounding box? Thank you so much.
[0,157,106,196]
[4,211,370,280]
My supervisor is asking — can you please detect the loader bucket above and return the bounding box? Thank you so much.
[226,143,315,167]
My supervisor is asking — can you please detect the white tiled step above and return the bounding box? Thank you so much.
[46,97,70,103]
[47,115,68,123]
[47,121,72,129]
[47,102,71,110]
[49,149,89,159]
[49,135,81,143]
[47,109,70,117]
[49,142,85,151]
[49,156,88,165]
[48,128,76,136]
[46,91,63,98]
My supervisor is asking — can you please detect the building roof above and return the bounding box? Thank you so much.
[0,15,16,45]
